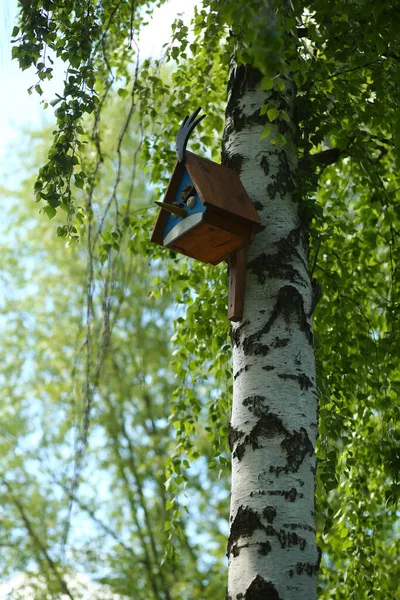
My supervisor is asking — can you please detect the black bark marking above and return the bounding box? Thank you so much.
[243,340,270,356]
[230,400,287,460]
[283,522,315,533]
[242,283,313,357]
[222,64,264,161]
[226,153,245,175]
[262,364,275,371]
[248,252,305,286]
[295,562,319,576]
[231,396,313,472]
[272,336,289,349]
[267,182,277,199]
[234,364,249,381]
[282,427,314,472]
[231,542,249,557]
[253,201,264,211]
[278,372,313,390]
[233,408,286,460]
[277,285,314,345]
[266,150,295,200]
[250,490,266,497]
[268,488,303,502]
[230,320,250,349]
[242,395,268,416]
[257,541,272,555]
[228,506,264,556]
[228,423,242,454]
[278,530,307,550]
[242,299,280,356]
[262,506,277,524]
[248,225,309,286]
[237,575,281,600]
[260,155,270,176]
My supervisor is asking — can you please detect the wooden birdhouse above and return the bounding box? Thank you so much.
[151,108,260,320]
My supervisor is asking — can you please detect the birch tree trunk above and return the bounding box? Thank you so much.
[223,64,320,600]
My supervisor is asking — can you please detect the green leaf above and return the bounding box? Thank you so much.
[394,109,400,149]
[275,132,286,146]
[261,76,274,90]
[275,78,285,92]
[267,107,280,122]
[261,124,272,140]
[43,205,57,220]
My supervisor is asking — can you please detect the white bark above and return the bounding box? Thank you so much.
[223,64,319,600]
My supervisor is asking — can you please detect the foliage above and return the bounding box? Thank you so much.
[9,0,400,597]
[0,110,228,598]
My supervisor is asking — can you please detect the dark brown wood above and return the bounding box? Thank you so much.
[151,151,260,267]
[167,220,245,265]
[185,152,260,225]
[228,248,246,322]
[204,207,255,242]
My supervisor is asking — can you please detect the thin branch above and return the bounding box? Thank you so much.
[2,480,75,600]
[317,58,381,82]
[298,147,343,170]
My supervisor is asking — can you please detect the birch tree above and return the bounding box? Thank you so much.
[223,63,318,599]
[10,0,400,598]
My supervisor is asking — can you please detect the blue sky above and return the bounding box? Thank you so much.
[0,0,198,159]
[0,3,200,595]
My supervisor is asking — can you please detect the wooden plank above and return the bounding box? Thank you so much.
[228,247,246,322]
[185,152,260,225]
[169,221,244,265]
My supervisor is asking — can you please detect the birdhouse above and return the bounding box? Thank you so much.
[150,108,260,320]
[151,109,260,265]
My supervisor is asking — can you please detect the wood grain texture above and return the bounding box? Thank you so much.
[185,151,260,225]
[228,248,246,321]
[167,220,245,265]
[151,152,260,266]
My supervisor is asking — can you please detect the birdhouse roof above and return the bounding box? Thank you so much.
[184,152,259,223]
[150,152,260,248]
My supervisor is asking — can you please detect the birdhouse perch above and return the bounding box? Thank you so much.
[150,108,260,321]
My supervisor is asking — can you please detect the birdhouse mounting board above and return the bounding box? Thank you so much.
[150,107,260,321]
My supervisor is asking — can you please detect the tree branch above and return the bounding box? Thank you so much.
[298,147,343,170]
[2,480,75,600]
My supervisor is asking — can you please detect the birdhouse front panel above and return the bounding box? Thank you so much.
[162,168,206,246]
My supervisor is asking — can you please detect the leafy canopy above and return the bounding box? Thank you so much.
[10,0,400,597]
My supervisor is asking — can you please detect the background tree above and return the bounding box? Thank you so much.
[7,0,400,598]
[0,103,229,599]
